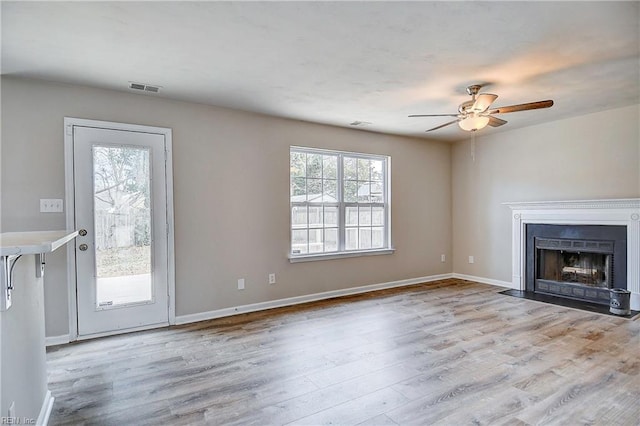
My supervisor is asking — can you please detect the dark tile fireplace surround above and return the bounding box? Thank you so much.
[525,224,627,306]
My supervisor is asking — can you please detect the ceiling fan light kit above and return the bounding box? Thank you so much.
[458,114,489,131]
[409,84,554,133]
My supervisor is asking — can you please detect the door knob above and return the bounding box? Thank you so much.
[79,229,87,236]
[79,243,88,251]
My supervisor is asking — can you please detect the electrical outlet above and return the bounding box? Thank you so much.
[269,273,276,284]
[441,254,446,263]
[468,256,475,264]
[237,278,245,290]
[40,198,63,213]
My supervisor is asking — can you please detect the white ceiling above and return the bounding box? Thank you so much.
[2,1,639,142]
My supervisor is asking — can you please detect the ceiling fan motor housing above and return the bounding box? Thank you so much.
[458,100,474,115]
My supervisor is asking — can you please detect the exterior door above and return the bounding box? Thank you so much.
[72,125,170,336]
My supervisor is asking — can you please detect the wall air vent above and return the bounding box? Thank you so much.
[129,82,161,93]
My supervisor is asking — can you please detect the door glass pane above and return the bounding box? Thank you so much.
[93,145,152,308]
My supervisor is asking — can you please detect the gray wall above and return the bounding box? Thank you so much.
[1,76,453,337]
[451,104,640,282]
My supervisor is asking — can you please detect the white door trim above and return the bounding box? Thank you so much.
[64,117,176,341]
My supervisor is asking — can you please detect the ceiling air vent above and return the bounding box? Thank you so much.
[129,82,161,93]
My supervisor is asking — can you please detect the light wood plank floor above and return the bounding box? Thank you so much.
[47,279,640,425]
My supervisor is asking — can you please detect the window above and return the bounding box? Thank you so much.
[290,147,392,260]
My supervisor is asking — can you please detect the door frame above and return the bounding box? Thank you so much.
[64,117,176,341]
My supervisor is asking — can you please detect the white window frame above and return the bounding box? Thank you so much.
[289,146,394,262]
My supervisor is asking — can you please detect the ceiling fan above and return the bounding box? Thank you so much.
[409,85,554,132]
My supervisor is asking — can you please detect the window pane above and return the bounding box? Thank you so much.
[357,182,371,202]
[344,180,358,202]
[372,227,384,248]
[344,157,357,180]
[291,206,308,229]
[309,229,323,253]
[307,178,322,202]
[345,228,358,250]
[309,206,323,227]
[291,177,307,201]
[372,207,384,226]
[323,179,337,202]
[359,228,372,249]
[359,206,371,225]
[346,206,358,226]
[307,154,323,178]
[325,206,338,226]
[292,229,308,254]
[290,152,306,177]
[370,182,384,203]
[371,159,384,181]
[325,228,338,252]
[358,158,370,180]
[290,148,389,257]
[323,155,337,179]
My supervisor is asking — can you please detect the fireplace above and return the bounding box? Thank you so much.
[526,224,627,305]
[504,199,640,311]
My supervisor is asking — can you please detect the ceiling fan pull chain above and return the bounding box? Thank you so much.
[471,133,476,163]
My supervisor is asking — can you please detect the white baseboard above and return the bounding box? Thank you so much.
[45,335,70,347]
[47,273,514,340]
[452,273,515,289]
[175,273,454,325]
[36,390,54,426]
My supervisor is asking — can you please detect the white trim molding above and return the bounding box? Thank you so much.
[45,334,71,347]
[36,390,54,426]
[176,273,453,325]
[289,248,395,263]
[504,198,640,310]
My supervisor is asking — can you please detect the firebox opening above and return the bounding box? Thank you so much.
[537,249,611,288]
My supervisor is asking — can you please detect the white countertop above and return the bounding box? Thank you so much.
[0,230,79,256]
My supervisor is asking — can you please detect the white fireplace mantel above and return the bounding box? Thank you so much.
[503,198,640,311]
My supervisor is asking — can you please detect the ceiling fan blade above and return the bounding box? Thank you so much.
[472,93,498,113]
[425,119,460,132]
[489,100,554,114]
[488,116,507,127]
[409,114,459,118]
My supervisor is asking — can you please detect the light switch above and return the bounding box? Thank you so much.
[40,199,63,213]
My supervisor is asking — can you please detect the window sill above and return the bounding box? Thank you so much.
[289,248,395,263]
